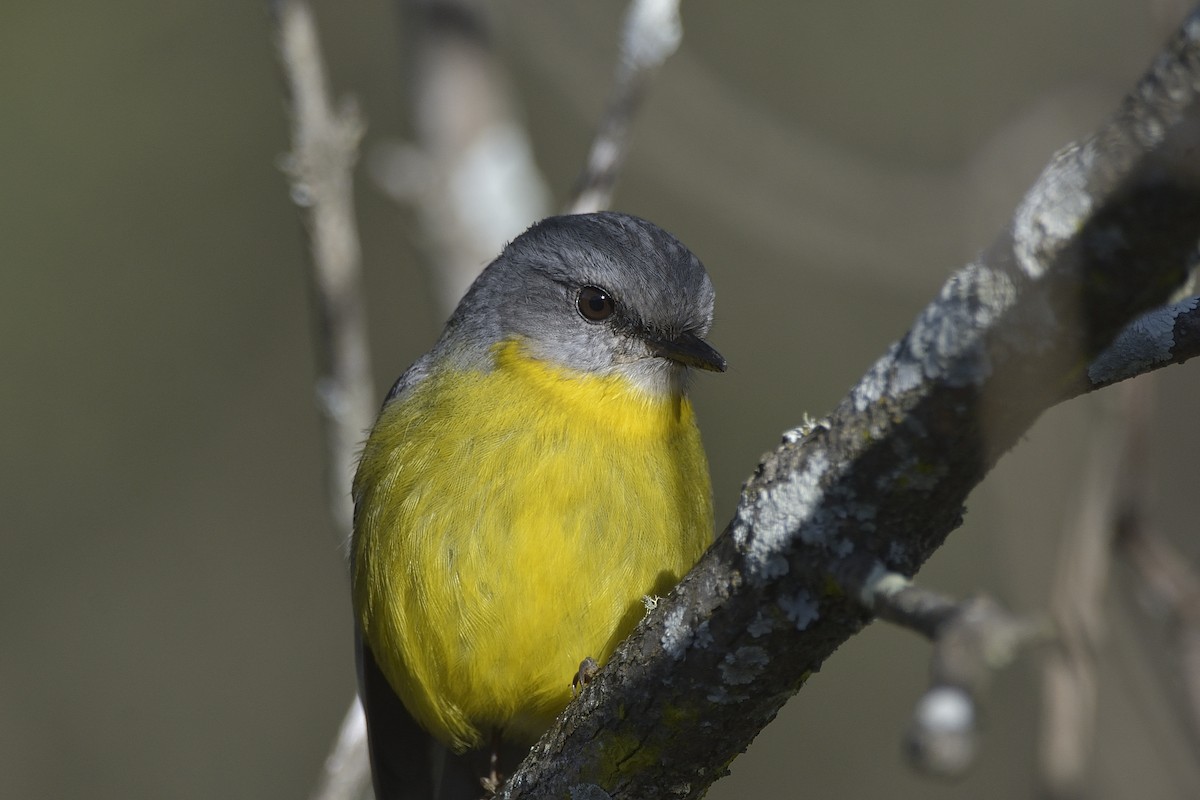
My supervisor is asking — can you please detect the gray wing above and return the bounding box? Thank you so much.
[356,629,439,800]
[356,632,530,800]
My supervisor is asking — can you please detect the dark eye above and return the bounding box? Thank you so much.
[577,285,616,322]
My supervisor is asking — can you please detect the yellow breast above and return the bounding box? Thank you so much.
[352,339,713,751]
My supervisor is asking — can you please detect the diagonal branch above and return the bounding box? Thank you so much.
[1086,294,1200,388]
[566,0,683,214]
[498,11,1200,798]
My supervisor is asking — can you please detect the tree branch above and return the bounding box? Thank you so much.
[375,0,551,311]
[498,11,1200,798]
[270,3,376,799]
[271,0,376,548]
[1086,294,1200,388]
[850,568,1046,778]
[566,0,683,214]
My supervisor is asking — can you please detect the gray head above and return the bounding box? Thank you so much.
[439,212,724,396]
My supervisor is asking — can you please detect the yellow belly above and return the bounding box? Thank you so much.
[352,340,713,751]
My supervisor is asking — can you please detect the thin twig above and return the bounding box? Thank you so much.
[1087,295,1200,389]
[849,565,1047,777]
[270,3,375,800]
[272,0,376,546]
[566,0,683,214]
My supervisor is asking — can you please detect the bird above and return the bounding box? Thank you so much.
[351,211,724,799]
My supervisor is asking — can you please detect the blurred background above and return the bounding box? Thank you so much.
[4,1,1200,797]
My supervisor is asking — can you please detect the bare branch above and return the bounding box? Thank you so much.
[498,13,1200,798]
[270,3,375,799]
[566,0,683,214]
[272,0,376,546]
[849,567,1046,777]
[379,0,551,312]
[1086,294,1200,389]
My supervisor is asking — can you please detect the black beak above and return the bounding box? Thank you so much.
[645,330,727,372]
